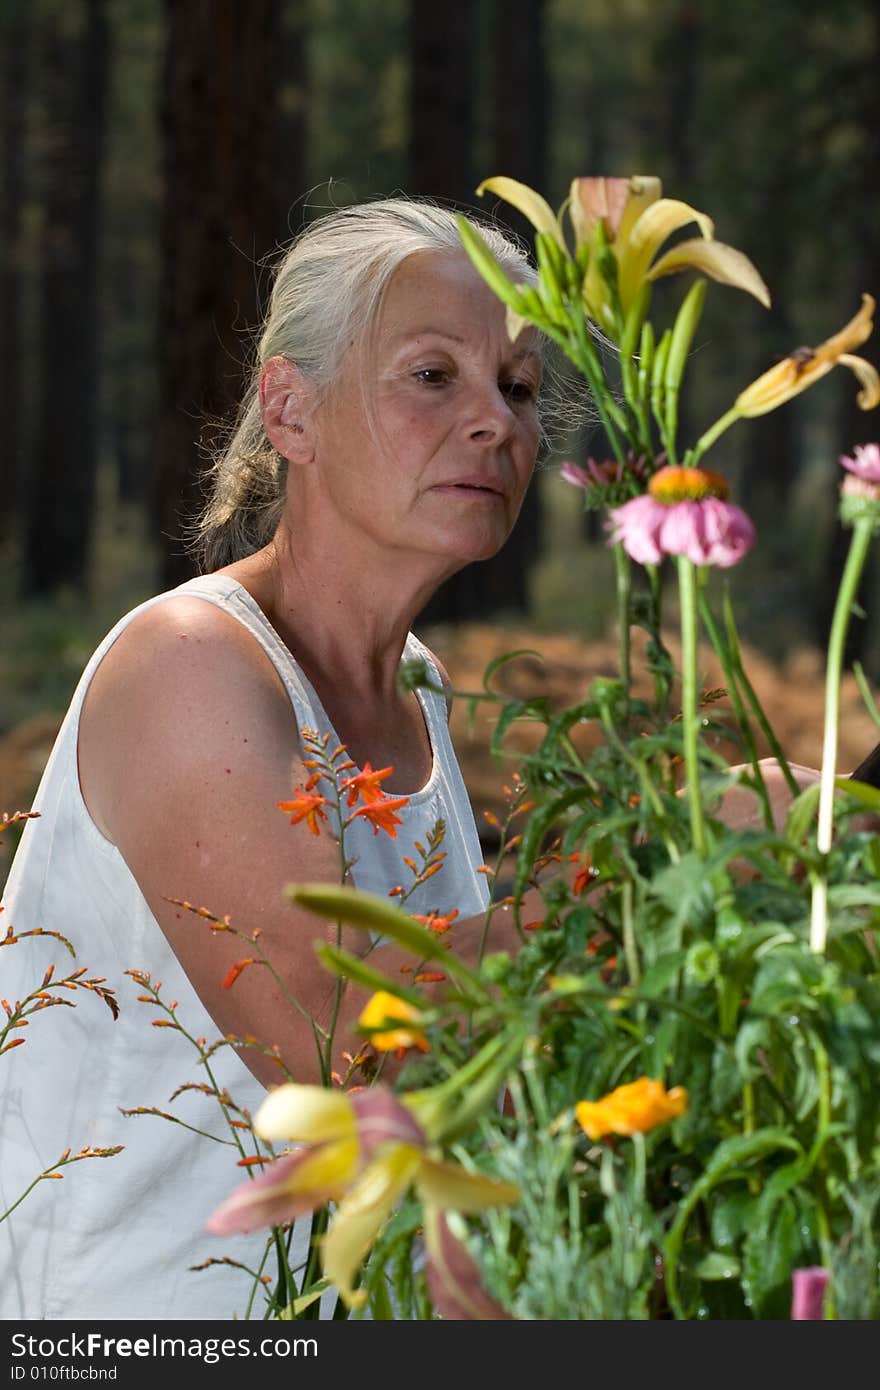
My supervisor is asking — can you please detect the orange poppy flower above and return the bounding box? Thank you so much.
[575,1076,688,1141]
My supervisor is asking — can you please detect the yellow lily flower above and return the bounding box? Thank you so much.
[358,989,429,1054]
[206,1082,520,1309]
[575,1075,688,1141]
[477,173,769,335]
[735,294,880,416]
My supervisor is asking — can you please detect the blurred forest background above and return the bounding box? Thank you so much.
[3,0,880,878]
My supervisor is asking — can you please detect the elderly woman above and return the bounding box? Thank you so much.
[0,197,822,1321]
[0,199,549,1320]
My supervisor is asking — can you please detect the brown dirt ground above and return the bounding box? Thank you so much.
[2,624,878,881]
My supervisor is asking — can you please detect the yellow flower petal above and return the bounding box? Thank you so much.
[254,1084,356,1144]
[506,303,531,343]
[358,990,429,1053]
[616,175,664,246]
[476,176,566,251]
[736,295,877,417]
[416,1154,521,1212]
[837,353,880,410]
[322,1146,422,1307]
[618,198,714,313]
[648,237,771,309]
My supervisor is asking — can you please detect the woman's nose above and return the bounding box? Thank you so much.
[466,384,517,444]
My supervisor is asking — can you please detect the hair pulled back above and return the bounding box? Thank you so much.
[192,197,535,572]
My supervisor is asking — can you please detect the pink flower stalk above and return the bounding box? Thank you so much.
[840,442,880,483]
[608,465,755,568]
[791,1266,829,1320]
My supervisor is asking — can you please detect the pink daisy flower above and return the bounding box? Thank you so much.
[608,465,755,569]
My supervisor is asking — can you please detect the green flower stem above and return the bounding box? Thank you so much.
[565,303,630,461]
[721,588,800,799]
[810,516,874,953]
[614,541,632,693]
[621,879,641,987]
[813,1040,836,1318]
[677,557,707,857]
[690,406,741,465]
[597,706,680,862]
[646,563,672,718]
[697,586,774,830]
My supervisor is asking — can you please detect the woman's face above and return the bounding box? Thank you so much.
[303,250,543,572]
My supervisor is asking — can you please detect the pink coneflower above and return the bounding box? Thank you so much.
[560,451,655,505]
[840,443,880,502]
[608,464,755,568]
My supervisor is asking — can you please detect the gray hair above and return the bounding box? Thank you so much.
[192,196,540,571]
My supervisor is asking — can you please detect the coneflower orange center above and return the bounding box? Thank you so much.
[648,465,729,503]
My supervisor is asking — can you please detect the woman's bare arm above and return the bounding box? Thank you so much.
[78,598,527,1089]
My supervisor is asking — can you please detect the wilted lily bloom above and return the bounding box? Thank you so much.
[735,295,880,417]
[608,465,755,569]
[206,1082,519,1308]
[575,1075,688,1141]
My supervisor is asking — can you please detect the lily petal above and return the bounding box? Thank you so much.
[837,353,880,410]
[350,1087,426,1159]
[619,198,714,313]
[416,1154,521,1212]
[322,1145,423,1307]
[506,302,531,343]
[254,1084,356,1144]
[476,176,566,251]
[569,176,634,246]
[616,175,664,247]
[205,1138,360,1235]
[648,237,771,309]
[423,1207,513,1320]
[736,296,878,417]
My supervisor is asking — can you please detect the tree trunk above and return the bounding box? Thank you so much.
[408,0,475,212]
[157,0,279,587]
[23,0,108,596]
[0,0,30,544]
[274,0,308,247]
[415,0,548,626]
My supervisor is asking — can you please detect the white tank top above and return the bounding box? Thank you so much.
[0,574,489,1319]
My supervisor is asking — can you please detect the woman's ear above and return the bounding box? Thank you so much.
[259,355,315,464]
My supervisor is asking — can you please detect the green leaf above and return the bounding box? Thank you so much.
[743,1195,805,1318]
[784,781,821,843]
[694,1250,741,1280]
[314,943,426,1007]
[287,884,488,1000]
[638,950,688,998]
[663,1127,803,1317]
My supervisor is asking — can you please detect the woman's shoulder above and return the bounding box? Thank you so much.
[81,590,295,765]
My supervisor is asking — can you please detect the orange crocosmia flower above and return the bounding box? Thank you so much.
[575,1076,688,1141]
[412,908,460,935]
[568,851,595,897]
[277,791,329,836]
[221,958,256,990]
[340,761,395,807]
[349,797,409,838]
[358,990,429,1053]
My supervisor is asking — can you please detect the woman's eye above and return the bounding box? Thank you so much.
[413,368,450,387]
[501,379,537,403]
